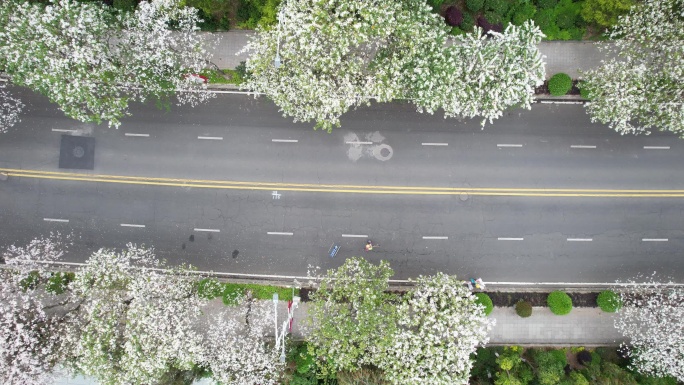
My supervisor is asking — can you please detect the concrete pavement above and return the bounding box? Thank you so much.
[206,31,609,79]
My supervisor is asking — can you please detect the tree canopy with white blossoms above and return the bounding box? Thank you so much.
[241,0,545,132]
[614,276,684,381]
[306,257,401,372]
[0,0,214,129]
[580,0,684,136]
[379,273,495,385]
[0,84,24,134]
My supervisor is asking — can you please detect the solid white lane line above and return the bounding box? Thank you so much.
[567,238,593,242]
[423,236,448,240]
[272,139,298,143]
[497,144,523,148]
[44,218,69,223]
[346,141,373,145]
[121,223,146,228]
[422,143,448,146]
[539,100,584,105]
[642,238,668,242]
[198,136,223,140]
[267,232,294,236]
[498,237,524,241]
[125,133,150,137]
[194,228,220,232]
[643,146,670,150]
[570,145,597,149]
[342,234,368,238]
[51,129,76,133]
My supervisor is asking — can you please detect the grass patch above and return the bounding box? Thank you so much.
[222,282,299,306]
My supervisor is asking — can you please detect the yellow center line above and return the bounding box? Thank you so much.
[3,168,684,197]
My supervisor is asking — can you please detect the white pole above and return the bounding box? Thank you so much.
[272,292,279,350]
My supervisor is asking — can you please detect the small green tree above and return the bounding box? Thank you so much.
[306,257,400,374]
[580,0,634,29]
[495,346,533,385]
[534,349,567,385]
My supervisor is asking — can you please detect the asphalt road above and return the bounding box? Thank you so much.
[1,86,683,282]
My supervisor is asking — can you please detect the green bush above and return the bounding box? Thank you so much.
[511,3,537,25]
[222,282,299,306]
[466,0,484,13]
[537,0,558,9]
[533,8,555,29]
[533,349,567,385]
[484,0,508,15]
[475,292,494,315]
[112,0,136,12]
[428,0,447,9]
[515,300,532,318]
[580,0,634,29]
[547,291,573,315]
[484,10,503,25]
[197,278,224,299]
[450,27,465,36]
[19,271,41,292]
[460,12,475,32]
[46,272,75,295]
[236,0,280,29]
[569,371,589,385]
[597,290,622,313]
[555,10,577,29]
[548,73,573,96]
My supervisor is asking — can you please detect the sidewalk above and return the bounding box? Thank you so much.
[207,31,609,79]
[290,301,623,346]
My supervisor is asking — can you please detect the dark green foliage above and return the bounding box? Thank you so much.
[511,3,537,25]
[537,0,558,9]
[428,0,447,9]
[197,278,224,299]
[548,73,573,96]
[547,290,573,314]
[450,26,465,36]
[475,292,494,315]
[515,300,532,317]
[577,349,592,365]
[470,346,500,381]
[19,271,41,291]
[235,61,248,81]
[484,10,503,25]
[556,9,577,28]
[466,0,484,13]
[112,0,136,12]
[484,0,508,15]
[236,0,280,29]
[337,368,387,385]
[533,349,567,385]
[569,371,589,385]
[184,0,236,31]
[533,8,555,29]
[46,271,75,295]
[596,290,622,313]
[284,342,336,385]
[460,12,475,31]
[445,6,463,26]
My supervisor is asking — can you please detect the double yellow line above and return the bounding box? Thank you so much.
[2,168,684,197]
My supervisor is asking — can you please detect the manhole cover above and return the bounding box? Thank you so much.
[73,146,85,158]
[460,192,469,201]
[372,144,393,161]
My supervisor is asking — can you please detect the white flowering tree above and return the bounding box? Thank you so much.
[306,257,400,373]
[614,277,684,381]
[199,303,283,385]
[379,273,494,385]
[241,0,545,132]
[240,0,449,132]
[412,21,546,127]
[64,244,205,385]
[580,0,684,136]
[0,235,71,385]
[0,84,24,133]
[0,0,214,129]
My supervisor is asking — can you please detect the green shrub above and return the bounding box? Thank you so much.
[19,271,41,292]
[46,272,75,295]
[555,10,577,29]
[597,290,622,313]
[450,27,465,36]
[484,0,508,15]
[475,293,494,315]
[547,290,573,315]
[511,3,537,25]
[222,282,299,306]
[580,0,634,29]
[112,0,136,12]
[533,8,555,29]
[466,0,484,12]
[537,0,558,9]
[484,10,503,25]
[533,349,567,385]
[460,12,475,32]
[428,0,447,9]
[515,300,532,317]
[548,73,573,96]
[197,278,224,299]
[570,371,589,385]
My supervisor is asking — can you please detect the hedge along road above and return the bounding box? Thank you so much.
[5,169,684,198]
